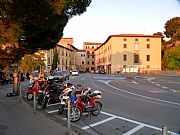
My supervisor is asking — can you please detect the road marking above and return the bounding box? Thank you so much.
[45,107,180,135]
[47,103,60,107]
[81,116,116,130]
[101,111,179,135]
[161,86,168,89]
[46,109,58,114]
[155,84,160,86]
[96,80,180,107]
[123,124,144,135]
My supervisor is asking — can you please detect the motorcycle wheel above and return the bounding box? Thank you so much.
[58,104,65,114]
[27,93,33,100]
[66,106,81,122]
[91,102,102,116]
[42,98,48,110]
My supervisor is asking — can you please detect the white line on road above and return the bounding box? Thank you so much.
[47,103,60,107]
[46,109,58,114]
[101,111,180,135]
[156,84,160,86]
[96,80,180,107]
[161,86,168,89]
[81,116,116,130]
[123,124,144,135]
[45,108,179,135]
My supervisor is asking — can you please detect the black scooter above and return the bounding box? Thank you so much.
[41,83,65,110]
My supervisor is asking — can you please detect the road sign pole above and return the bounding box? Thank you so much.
[33,91,36,113]
[67,98,71,133]
[162,126,168,135]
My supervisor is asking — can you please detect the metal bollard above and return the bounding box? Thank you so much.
[33,91,36,113]
[67,98,71,134]
[19,86,22,102]
[162,126,168,135]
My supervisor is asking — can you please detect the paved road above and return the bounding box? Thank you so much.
[0,82,80,135]
[59,73,180,135]
[2,73,179,135]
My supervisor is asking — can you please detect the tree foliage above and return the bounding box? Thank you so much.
[52,52,58,70]
[19,54,45,73]
[163,44,180,70]
[164,17,180,38]
[0,0,91,68]
[153,32,166,44]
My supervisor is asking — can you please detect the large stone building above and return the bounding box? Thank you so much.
[46,38,78,72]
[83,42,101,72]
[95,34,162,74]
[76,50,86,72]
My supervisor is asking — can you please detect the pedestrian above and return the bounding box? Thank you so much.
[13,70,20,95]
[26,72,30,80]
[20,72,24,81]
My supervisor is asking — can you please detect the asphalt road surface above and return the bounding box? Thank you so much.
[58,73,180,135]
[1,73,179,135]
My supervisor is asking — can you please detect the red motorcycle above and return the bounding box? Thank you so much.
[67,88,102,122]
[26,80,39,100]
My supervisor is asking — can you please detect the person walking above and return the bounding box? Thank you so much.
[13,70,20,95]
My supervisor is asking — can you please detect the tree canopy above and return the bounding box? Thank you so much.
[0,0,91,68]
[163,44,180,70]
[164,17,180,38]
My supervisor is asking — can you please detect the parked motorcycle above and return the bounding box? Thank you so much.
[66,88,102,122]
[26,80,39,100]
[41,82,65,110]
[58,83,81,114]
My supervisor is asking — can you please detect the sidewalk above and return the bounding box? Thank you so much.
[0,81,84,135]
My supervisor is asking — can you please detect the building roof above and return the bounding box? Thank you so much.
[95,34,162,51]
[83,42,102,45]
[77,50,86,52]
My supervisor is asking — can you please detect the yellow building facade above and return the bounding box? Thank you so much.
[95,34,162,74]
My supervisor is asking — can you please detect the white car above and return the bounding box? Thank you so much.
[71,70,79,76]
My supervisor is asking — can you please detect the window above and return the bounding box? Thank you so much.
[135,38,138,41]
[134,43,139,51]
[146,65,150,68]
[123,44,127,48]
[92,46,94,49]
[92,61,94,65]
[87,55,89,58]
[134,54,139,63]
[147,55,150,61]
[147,38,150,41]
[92,55,95,58]
[147,44,150,48]
[123,38,127,41]
[87,61,89,65]
[123,54,127,61]
[82,61,84,65]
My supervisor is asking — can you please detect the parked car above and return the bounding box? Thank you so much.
[60,70,70,80]
[50,71,64,82]
[71,70,79,76]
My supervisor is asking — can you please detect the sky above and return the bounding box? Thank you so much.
[63,0,180,49]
